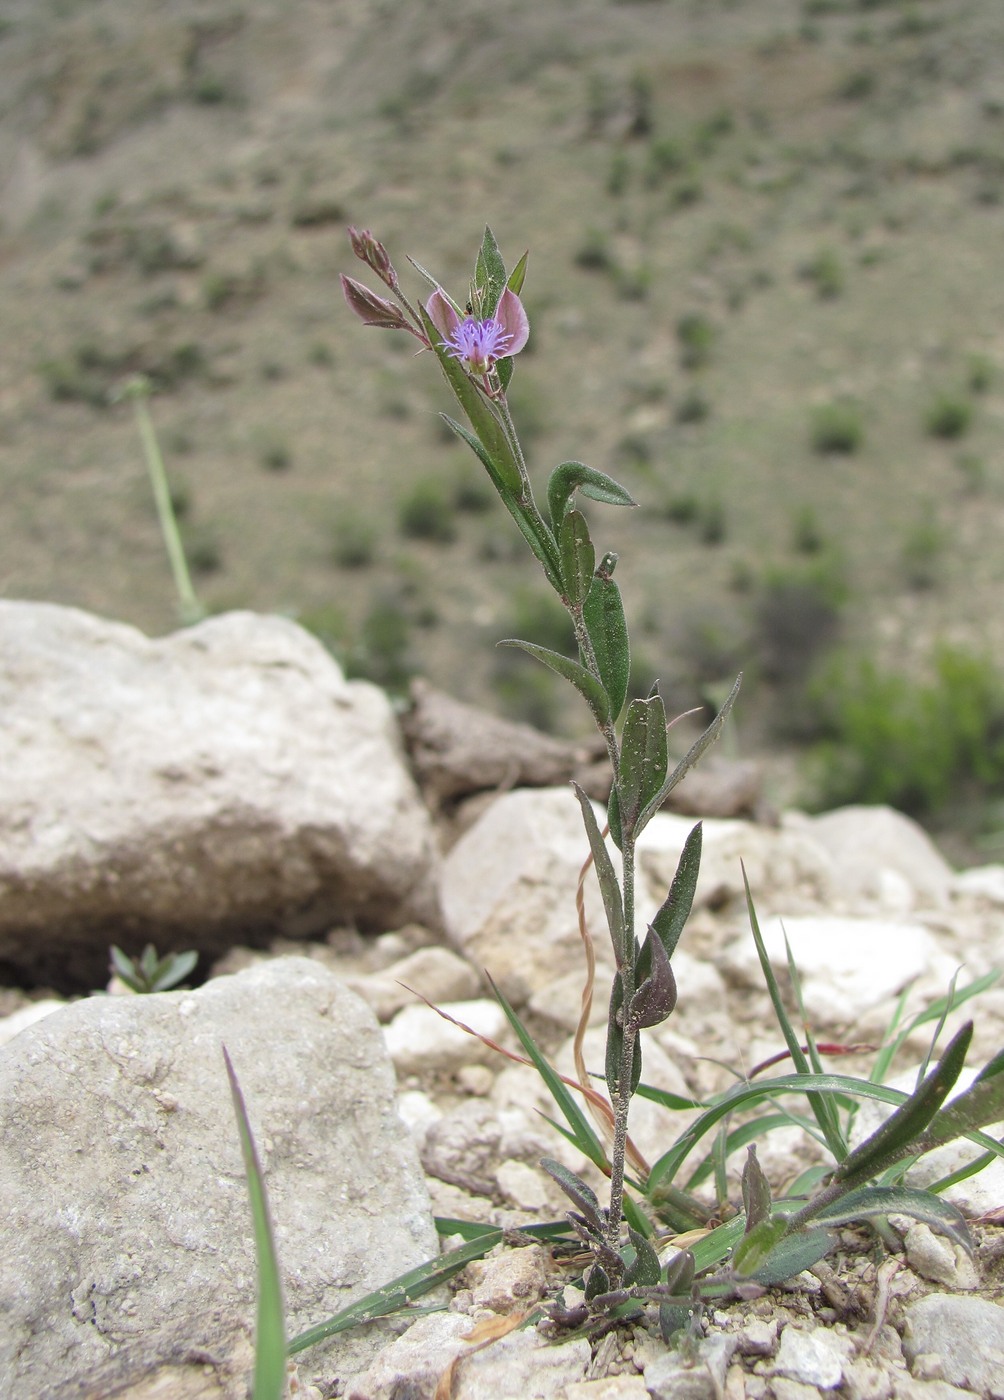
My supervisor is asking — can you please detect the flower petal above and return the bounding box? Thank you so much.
[494,287,529,356]
[425,288,461,340]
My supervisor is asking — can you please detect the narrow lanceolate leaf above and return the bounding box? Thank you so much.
[649,823,702,962]
[540,1158,606,1238]
[807,1185,973,1254]
[913,1061,1004,1156]
[605,980,642,1104]
[507,249,529,296]
[618,695,669,835]
[629,927,678,1029]
[475,224,507,314]
[572,782,626,965]
[583,575,630,722]
[559,509,595,607]
[546,461,638,531]
[746,1228,834,1287]
[834,1021,974,1189]
[640,673,741,827]
[741,1145,772,1232]
[487,973,610,1171]
[440,416,561,590]
[223,1048,286,1400]
[287,1230,505,1354]
[499,639,610,728]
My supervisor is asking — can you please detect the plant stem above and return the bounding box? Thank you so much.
[607,832,638,1247]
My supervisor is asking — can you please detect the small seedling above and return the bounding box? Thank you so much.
[109,944,198,994]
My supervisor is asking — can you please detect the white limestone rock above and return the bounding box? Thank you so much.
[383,998,508,1076]
[799,805,955,910]
[0,604,439,988]
[439,787,630,1005]
[720,914,951,1025]
[0,957,438,1400]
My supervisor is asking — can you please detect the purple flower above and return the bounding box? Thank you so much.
[426,287,529,376]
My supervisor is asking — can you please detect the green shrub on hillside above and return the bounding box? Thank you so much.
[810,400,864,454]
[808,645,1004,815]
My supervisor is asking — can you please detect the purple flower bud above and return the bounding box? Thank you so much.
[340,274,412,331]
[347,227,396,287]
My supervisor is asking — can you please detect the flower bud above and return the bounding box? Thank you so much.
[340,274,411,330]
[347,227,396,287]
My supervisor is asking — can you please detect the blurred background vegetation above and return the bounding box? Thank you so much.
[1,0,1003,856]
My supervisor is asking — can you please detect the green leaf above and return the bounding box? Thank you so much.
[540,1158,606,1237]
[546,461,638,530]
[741,1145,772,1231]
[475,224,507,314]
[624,1228,661,1287]
[643,1071,923,1196]
[507,249,529,296]
[583,575,630,721]
[287,1230,504,1355]
[834,1021,973,1189]
[649,822,702,962]
[500,638,610,728]
[421,306,523,494]
[439,415,561,591]
[747,1227,834,1286]
[808,1184,973,1254]
[152,949,198,991]
[605,980,642,1103]
[688,1215,746,1276]
[559,509,595,607]
[223,1048,286,1400]
[743,871,847,1162]
[639,674,741,829]
[914,1060,1004,1156]
[618,695,669,835]
[572,781,626,965]
[731,1216,787,1277]
[487,973,610,1171]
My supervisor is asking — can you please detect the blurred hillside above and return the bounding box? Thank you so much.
[1,0,1003,845]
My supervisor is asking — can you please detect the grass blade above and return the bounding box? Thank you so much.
[222,1047,287,1400]
[287,1231,504,1355]
[487,973,611,1171]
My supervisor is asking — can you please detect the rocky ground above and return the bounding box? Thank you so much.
[1,601,1003,1398]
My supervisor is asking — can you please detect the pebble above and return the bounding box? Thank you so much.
[903,1293,1004,1397]
[773,1323,854,1388]
[383,997,509,1074]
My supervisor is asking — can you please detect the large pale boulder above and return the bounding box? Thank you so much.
[795,805,955,910]
[0,603,440,987]
[439,787,628,1007]
[0,957,439,1399]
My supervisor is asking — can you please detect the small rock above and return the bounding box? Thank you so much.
[421,1102,504,1196]
[383,998,508,1075]
[469,1244,549,1313]
[734,1317,779,1356]
[892,1378,978,1399]
[457,1064,495,1096]
[802,805,954,909]
[953,865,1004,906]
[903,1293,1004,1397]
[904,1222,979,1289]
[772,1380,829,1400]
[644,1333,738,1400]
[349,946,481,1022]
[563,1377,651,1398]
[721,915,950,1025]
[495,1159,553,1212]
[773,1323,853,1388]
[0,997,66,1046]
